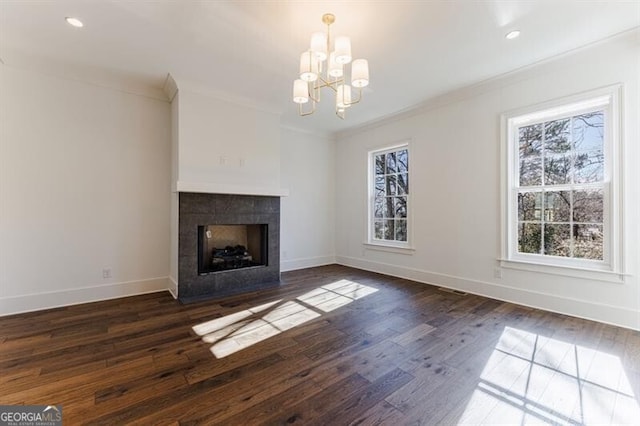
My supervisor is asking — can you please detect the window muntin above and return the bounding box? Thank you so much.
[504,88,620,273]
[370,145,409,245]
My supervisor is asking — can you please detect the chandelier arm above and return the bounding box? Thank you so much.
[315,75,343,92]
[307,90,319,103]
[299,101,316,116]
[308,82,320,103]
[343,87,363,106]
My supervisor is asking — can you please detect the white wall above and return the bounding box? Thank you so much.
[175,87,283,193]
[335,32,640,330]
[0,65,172,315]
[280,127,336,271]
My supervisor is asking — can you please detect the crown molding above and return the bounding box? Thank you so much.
[0,48,168,101]
[335,27,640,141]
[279,123,335,140]
[168,73,283,117]
[162,74,178,102]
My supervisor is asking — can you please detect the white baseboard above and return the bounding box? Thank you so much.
[281,255,336,272]
[336,255,640,331]
[168,276,178,299]
[0,277,172,317]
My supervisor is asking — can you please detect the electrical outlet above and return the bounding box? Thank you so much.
[103,268,112,279]
[494,267,502,279]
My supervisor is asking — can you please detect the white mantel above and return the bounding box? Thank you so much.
[175,181,289,197]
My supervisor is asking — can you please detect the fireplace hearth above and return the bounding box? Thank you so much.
[178,193,280,303]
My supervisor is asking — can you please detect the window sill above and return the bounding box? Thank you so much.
[498,258,625,283]
[363,242,415,255]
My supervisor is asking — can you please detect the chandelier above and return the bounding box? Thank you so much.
[292,13,370,119]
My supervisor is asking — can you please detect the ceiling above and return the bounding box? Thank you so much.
[1,1,638,135]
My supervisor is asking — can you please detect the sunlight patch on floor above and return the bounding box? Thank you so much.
[296,279,379,312]
[192,299,281,337]
[459,326,640,425]
[209,300,322,358]
[192,280,378,359]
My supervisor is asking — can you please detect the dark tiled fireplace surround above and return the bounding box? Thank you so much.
[178,192,280,303]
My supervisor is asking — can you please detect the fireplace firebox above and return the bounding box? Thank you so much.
[198,224,268,274]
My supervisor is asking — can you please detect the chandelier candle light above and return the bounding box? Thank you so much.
[292,13,369,119]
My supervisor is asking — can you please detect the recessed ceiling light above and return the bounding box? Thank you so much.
[505,30,520,40]
[65,17,84,28]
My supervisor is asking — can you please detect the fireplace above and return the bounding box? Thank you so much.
[178,193,280,303]
[198,224,268,274]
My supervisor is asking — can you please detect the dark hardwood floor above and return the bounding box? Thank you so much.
[1,265,639,425]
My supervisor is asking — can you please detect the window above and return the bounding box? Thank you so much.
[368,144,410,247]
[502,87,621,274]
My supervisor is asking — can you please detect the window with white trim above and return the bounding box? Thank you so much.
[503,87,621,272]
[369,144,409,246]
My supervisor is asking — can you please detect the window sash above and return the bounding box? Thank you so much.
[510,182,610,264]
